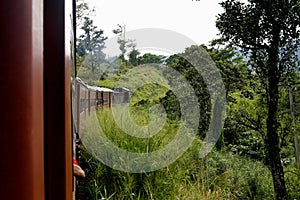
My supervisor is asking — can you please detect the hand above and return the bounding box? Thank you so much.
[73,164,85,178]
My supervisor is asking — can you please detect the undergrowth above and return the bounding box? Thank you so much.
[76,108,299,200]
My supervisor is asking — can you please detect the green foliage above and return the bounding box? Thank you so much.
[129,83,169,125]
[78,109,295,199]
[77,17,107,76]
[76,0,95,28]
[226,84,266,157]
[77,70,300,200]
[216,1,300,198]
[164,50,211,138]
[76,0,108,84]
[128,49,140,66]
[74,2,300,196]
[98,79,116,89]
[137,53,164,65]
[113,24,136,60]
[285,167,300,199]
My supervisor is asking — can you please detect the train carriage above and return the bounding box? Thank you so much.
[0,0,91,199]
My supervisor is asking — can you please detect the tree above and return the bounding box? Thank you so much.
[138,53,164,65]
[164,46,211,138]
[206,44,250,96]
[75,0,108,84]
[128,48,140,66]
[216,0,300,199]
[205,44,252,150]
[113,24,136,60]
[77,17,107,73]
[76,0,95,28]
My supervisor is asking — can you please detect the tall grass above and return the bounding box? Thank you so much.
[74,107,298,200]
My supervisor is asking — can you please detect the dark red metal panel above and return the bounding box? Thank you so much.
[44,0,74,199]
[76,82,81,133]
[0,0,45,199]
[88,90,91,114]
[109,92,112,108]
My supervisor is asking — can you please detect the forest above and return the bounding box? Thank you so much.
[75,0,300,199]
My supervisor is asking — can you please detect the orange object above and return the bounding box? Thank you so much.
[73,158,79,165]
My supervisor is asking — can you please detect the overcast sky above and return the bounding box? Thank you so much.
[89,0,224,45]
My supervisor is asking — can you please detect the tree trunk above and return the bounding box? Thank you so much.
[266,92,288,199]
[265,44,287,199]
[90,52,95,73]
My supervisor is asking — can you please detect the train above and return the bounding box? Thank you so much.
[0,0,94,199]
[73,77,113,138]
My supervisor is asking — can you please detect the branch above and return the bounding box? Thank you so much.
[237,115,265,137]
[284,170,300,178]
[231,42,269,53]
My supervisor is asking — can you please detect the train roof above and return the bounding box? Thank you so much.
[87,85,114,93]
[76,77,114,93]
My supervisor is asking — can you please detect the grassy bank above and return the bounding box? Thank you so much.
[75,108,297,200]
